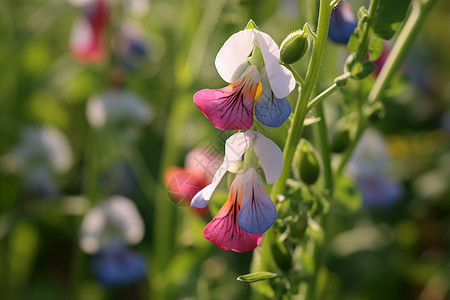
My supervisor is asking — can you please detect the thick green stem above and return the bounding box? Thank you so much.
[270,0,333,201]
[368,0,437,104]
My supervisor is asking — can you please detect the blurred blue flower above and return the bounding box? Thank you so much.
[328,1,357,44]
[356,175,404,208]
[117,22,148,71]
[80,195,148,287]
[91,241,147,287]
[347,129,404,208]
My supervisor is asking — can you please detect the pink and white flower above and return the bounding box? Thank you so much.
[69,0,109,64]
[191,130,284,252]
[193,27,295,130]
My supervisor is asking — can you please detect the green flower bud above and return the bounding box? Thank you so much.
[331,127,350,153]
[279,29,309,64]
[365,102,385,122]
[290,209,308,241]
[270,239,292,271]
[294,139,320,185]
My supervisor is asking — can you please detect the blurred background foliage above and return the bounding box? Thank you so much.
[0,0,449,299]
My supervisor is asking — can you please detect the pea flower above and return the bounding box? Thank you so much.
[193,25,295,130]
[347,129,403,208]
[117,22,148,70]
[191,130,284,252]
[91,240,147,288]
[164,147,222,216]
[80,195,147,286]
[69,0,109,64]
[328,1,357,44]
[2,125,73,199]
[86,88,153,129]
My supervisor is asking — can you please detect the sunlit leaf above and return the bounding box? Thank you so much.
[368,36,383,61]
[237,271,278,283]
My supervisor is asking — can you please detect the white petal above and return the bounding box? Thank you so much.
[215,29,255,83]
[191,185,211,208]
[252,131,284,184]
[69,17,93,53]
[80,206,106,254]
[225,131,254,165]
[104,195,145,245]
[202,131,253,200]
[254,31,295,98]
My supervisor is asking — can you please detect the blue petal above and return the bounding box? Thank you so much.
[328,1,357,44]
[358,176,403,209]
[91,244,147,287]
[255,92,291,127]
[237,170,277,234]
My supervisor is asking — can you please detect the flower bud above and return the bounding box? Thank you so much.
[290,208,308,241]
[279,29,309,64]
[270,239,292,271]
[331,127,350,153]
[294,139,320,185]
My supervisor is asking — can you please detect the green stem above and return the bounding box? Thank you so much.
[307,83,337,111]
[338,0,437,175]
[354,0,381,65]
[368,0,437,104]
[270,0,333,201]
[252,2,334,298]
[152,0,226,297]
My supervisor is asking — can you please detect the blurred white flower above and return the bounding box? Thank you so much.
[86,88,153,129]
[7,125,73,175]
[80,195,144,254]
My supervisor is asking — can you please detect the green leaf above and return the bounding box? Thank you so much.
[373,0,411,40]
[345,54,376,79]
[368,36,383,61]
[347,27,362,54]
[334,176,362,213]
[237,272,278,283]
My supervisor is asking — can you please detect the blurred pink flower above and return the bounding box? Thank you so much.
[164,148,221,216]
[69,0,109,64]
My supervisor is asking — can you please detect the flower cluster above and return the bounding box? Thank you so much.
[80,195,147,287]
[188,21,295,252]
[68,0,149,69]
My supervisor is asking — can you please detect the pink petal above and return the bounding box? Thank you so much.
[193,66,261,130]
[164,167,209,217]
[70,0,108,64]
[203,174,263,252]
